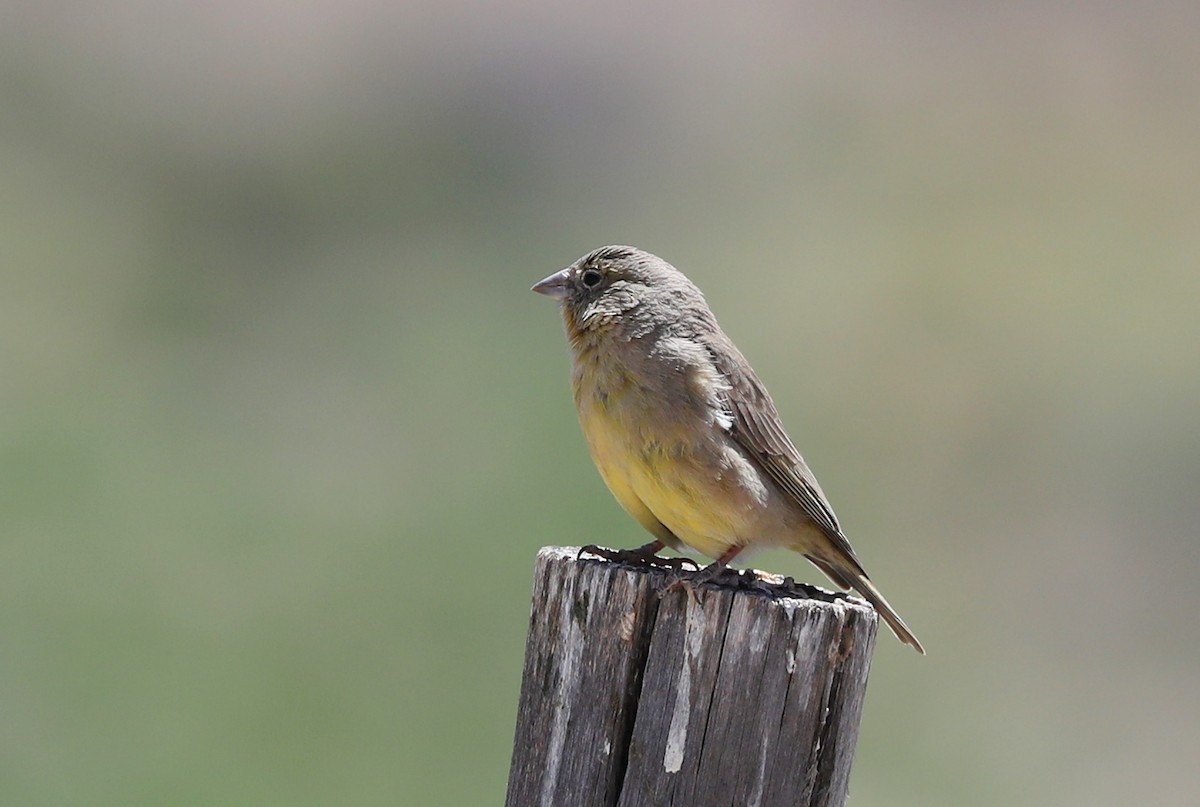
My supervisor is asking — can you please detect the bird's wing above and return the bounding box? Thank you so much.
[705,337,866,575]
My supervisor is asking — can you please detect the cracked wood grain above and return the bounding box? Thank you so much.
[505,547,879,807]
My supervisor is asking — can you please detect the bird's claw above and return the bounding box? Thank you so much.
[648,555,701,572]
[577,544,698,572]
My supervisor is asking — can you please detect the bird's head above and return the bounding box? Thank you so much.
[531,245,709,342]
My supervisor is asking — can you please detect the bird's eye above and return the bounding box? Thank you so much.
[581,269,603,288]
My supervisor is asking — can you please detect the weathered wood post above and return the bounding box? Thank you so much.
[505,546,879,807]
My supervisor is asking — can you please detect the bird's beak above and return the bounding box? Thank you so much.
[531,268,572,300]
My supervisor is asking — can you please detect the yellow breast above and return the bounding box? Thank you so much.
[574,376,747,559]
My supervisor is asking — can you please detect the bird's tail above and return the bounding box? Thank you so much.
[806,555,925,654]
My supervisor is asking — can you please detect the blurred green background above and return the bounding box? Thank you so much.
[3,2,1198,805]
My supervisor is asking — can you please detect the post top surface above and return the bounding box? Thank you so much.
[537,545,876,617]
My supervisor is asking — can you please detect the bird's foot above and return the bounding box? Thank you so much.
[660,546,765,601]
[661,558,734,601]
[691,560,736,586]
[577,541,699,572]
[686,545,747,587]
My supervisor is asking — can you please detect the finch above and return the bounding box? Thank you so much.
[532,245,923,652]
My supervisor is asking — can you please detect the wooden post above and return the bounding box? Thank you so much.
[505,546,879,807]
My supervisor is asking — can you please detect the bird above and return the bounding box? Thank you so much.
[531,245,924,652]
